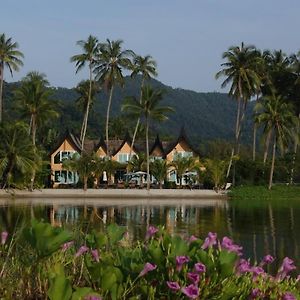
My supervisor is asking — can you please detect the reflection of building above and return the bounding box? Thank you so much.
[50,128,200,187]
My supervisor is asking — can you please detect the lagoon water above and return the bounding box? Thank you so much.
[0,197,299,272]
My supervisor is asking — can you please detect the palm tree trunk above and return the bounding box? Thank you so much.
[252,123,257,161]
[146,117,150,190]
[290,113,300,184]
[83,176,88,191]
[263,131,272,165]
[268,134,276,190]
[30,115,37,191]
[105,85,114,157]
[129,78,145,161]
[80,65,93,151]
[0,64,4,123]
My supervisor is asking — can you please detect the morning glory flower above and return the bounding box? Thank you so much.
[201,232,217,249]
[139,262,157,277]
[176,256,190,271]
[166,281,180,291]
[187,272,200,284]
[75,245,89,258]
[1,231,8,245]
[145,225,159,239]
[91,249,100,262]
[194,262,206,273]
[221,236,243,256]
[181,284,199,299]
[61,241,74,252]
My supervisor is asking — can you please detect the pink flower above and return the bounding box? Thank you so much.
[282,292,296,300]
[61,241,74,252]
[277,257,296,280]
[75,245,89,257]
[188,235,198,243]
[1,231,8,245]
[187,272,200,284]
[251,266,265,279]
[176,256,190,271]
[262,254,274,264]
[166,281,180,291]
[201,232,217,249]
[91,249,100,262]
[236,259,251,274]
[139,262,157,277]
[146,225,159,239]
[84,296,102,300]
[250,288,262,299]
[181,284,199,299]
[194,262,206,273]
[221,236,243,256]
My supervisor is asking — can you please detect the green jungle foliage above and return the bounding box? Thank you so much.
[2,77,255,146]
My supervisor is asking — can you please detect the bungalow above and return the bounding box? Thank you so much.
[50,128,199,187]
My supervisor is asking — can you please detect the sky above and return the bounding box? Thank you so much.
[2,0,300,92]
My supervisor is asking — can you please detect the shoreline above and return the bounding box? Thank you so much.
[0,188,226,200]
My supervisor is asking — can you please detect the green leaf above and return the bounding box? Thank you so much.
[107,223,126,244]
[48,273,72,300]
[219,250,238,277]
[93,231,108,248]
[71,287,100,300]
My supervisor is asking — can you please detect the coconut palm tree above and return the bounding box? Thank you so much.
[150,159,169,189]
[205,159,227,192]
[216,42,261,183]
[0,33,24,123]
[70,35,98,150]
[122,86,173,190]
[94,39,134,157]
[256,95,297,189]
[171,156,197,188]
[0,122,36,189]
[63,152,97,191]
[15,72,58,146]
[129,55,157,159]
[74,79,100,145]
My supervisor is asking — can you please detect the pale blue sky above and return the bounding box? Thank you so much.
[2,0,299,92]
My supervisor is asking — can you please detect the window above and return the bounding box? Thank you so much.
[118,153,129,163]
[53,151,77,164]
[174,151,193,160]
[54,170,78,184]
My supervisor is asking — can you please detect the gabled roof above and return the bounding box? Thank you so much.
[94,135,107,154]
[149,134,165,157]
[111,132,139,156]
[164,127,200,156]
[49,129,82,156]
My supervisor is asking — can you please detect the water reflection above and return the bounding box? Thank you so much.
[0,198,299,272]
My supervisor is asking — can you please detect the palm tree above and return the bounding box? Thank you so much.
[216,42,261,183]
[70,35,98,150]
[122,86,173,190]
[150,159,169,189]
[63,152,97,191]
[0,33,24,123]
[15,72,58,146]
[171,156,196,188]
[127,153,146,173]
[256,95,297,189]
[0,122,37,189]
[205,159,227,192]
[129,55,157,159]
[288,51,300,184]
[74,79,100,144]
[94,39,134,157]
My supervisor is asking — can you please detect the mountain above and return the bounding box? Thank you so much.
[3,76,254,146]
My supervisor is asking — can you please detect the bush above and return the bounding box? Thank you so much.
[0,221,299,299]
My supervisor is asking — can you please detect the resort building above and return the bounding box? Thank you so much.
[49,128,200,187]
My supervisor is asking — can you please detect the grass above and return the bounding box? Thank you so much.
[229,185,300,201]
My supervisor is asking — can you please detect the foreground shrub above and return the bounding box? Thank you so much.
[0,221,299,299]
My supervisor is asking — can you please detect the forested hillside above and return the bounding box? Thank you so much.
[3,76,254,146]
